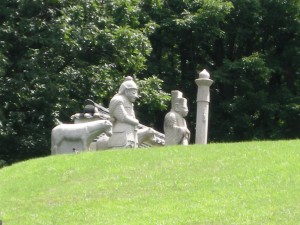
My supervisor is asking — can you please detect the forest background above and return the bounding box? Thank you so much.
[0,0,299,164]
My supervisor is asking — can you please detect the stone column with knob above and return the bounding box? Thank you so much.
[195,69,213,144]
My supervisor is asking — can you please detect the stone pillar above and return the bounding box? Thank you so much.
[195,69,213,144]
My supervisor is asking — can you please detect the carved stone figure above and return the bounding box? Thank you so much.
[137,127,156,145]
[92,126,156,151]
[164,90,190,145]
[107,76,139,148]
[68,96,165,151]
[70,99,105,124]
[51,120,112,154]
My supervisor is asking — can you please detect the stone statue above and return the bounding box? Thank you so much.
[51,120,112,154]
[92,126,156,151]
[107,76,139,148]
[164,90,190,145]
[195,69,213,144]
[83,99,99,116]
[70,99,104,123]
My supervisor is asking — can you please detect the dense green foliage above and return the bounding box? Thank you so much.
[141,0,300,141]
[0,0,170,163]
[1,0,300,163]
[0,141,300,224]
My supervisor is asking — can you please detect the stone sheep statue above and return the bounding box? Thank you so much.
[51,120,112,155]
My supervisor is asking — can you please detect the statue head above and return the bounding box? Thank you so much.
[118,76,138,103]
[175,97,188,117]
[171,90,188,117]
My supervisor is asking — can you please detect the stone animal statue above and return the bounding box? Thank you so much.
[51,120,112,154]
[137,127,156,145]
[93,126,156,151]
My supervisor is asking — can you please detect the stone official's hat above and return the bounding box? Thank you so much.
[176,97,187,106]
[118,76,138,94]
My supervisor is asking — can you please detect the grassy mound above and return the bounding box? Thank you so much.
[0,140,299,225]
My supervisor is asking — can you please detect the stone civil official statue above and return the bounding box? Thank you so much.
[108,76,139,148]
[164,91,190,145]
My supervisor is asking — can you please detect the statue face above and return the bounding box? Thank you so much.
[125,88,138,103]
[176,104,188,117]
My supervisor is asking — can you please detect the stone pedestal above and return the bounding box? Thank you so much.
[195,69,213,144]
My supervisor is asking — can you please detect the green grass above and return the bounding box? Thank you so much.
[0,140,300,225]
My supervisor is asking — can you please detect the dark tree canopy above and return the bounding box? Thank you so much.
[141,0,300,142]
[1,0,300,164]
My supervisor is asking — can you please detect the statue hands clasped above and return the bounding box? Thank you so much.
[164,90,190,146]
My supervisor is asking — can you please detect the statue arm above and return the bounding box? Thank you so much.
[164,113,189,135]
[112,102,139,126]
[164,113,176,128]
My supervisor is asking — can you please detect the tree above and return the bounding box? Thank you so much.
[210,0,300,141]
[1,0,299,164]
[141,0,300,142]
[0,0,169,164]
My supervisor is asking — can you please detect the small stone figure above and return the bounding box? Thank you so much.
[70,99,102,123]
[164,90,190,145]
[107,76,139,148]
[83,99,99,116]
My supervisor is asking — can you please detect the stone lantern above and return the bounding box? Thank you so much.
[195,69,213,144]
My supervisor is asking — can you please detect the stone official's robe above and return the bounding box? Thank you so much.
[164,111,190,145]
[108,94,138,148]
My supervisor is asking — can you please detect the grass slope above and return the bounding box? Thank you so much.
[0,140,300,225]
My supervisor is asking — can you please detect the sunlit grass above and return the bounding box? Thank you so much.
[0,140,299,225]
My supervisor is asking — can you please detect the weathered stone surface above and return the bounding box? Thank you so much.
[72,100,165,150]
[51,120,112,154]
[164,90,190,146]
[66,84,165,151]
[195,69,213,144]
[107,76,140,149]
[90,126,159,151]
